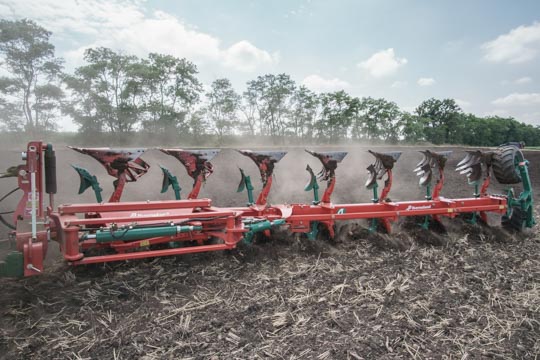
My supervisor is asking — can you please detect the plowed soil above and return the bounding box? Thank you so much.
[0,145,539,359]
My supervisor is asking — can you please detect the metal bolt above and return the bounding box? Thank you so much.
[27,264,41,273]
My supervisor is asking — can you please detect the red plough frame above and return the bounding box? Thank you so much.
[1,141,529,277]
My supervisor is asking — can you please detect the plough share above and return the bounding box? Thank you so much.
[0,141,534,277]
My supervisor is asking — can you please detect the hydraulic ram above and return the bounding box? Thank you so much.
[82,225,203,243]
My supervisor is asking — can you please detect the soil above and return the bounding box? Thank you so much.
[0,145,539,359]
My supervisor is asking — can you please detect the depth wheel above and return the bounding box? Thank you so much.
[492,146,523,184]
[502,206,525,231]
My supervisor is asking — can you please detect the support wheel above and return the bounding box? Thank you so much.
[492,146,523,184]
[502,206,525,231]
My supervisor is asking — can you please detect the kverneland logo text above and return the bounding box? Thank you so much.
[405,205,432,211]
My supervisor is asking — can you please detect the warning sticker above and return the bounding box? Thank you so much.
[24,192,39,216]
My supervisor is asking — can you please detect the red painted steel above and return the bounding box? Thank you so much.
[14,142,45,222]
[58,199,212,213]
[71,243,232,265]
[45,194,508,267]
[189,176,204,199]
[5,141,520,276]
[257,175,272,206]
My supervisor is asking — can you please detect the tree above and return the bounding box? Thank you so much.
[289,85,318,141]
[416,98,463,144]
[138,53,201,134]
[0,80,23,131]
[206,78,240,144]
[317,91,356,142]
[64,47,142,133]
[399,112,426,143]
[189,109,207,143]
[245,74,296,141]
[239,87,258,136]
[353,97,402,142]
[0,19,64,133]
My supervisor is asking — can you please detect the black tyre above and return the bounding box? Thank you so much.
[492,146,523,184]
[502,206,525,231]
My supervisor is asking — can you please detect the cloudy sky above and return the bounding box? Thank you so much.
[1,0,540,130]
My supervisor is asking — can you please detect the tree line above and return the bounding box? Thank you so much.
[1,19,539,146]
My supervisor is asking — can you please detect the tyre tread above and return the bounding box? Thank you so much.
[492,146,522,184]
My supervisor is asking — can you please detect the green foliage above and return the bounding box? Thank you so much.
[206,78,240,144]
[239,87,258,136]
[399,113,426,143]
[461,115,540,147]
[2,22,540,147]
[138,53,201,134]
[0,19,64,133]
[353,97,402,142]
[289,86,318,140]
[63,47,141,133]
[189,109,207,143]
[245,73,296,141]
[64,49,201,134]
[317,90,355,142]
[416,98,463,144]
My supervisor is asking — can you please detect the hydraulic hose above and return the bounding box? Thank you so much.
[45,144,57,194]
[0,187,19,230]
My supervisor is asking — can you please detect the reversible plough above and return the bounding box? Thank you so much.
[0,141,534,277]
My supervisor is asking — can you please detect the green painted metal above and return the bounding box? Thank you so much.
[463,183,480,225]
[237,168,254,206]
[83,225,203,243]
[371,183,379,202]
[243,219,286,244]
[419,184,433,229]
[303,164,321,237]
[369,218,378,233]
[473,183,480,198]
[425,184,432,201]
[160,166,182,200]
[505,160,535,228]
[466,212,478,225]
[304,165,320,204]
[368,183,380,233]
[306,221,319,240]
[72,165,103,202]
[420,215,430,230]
[0,251,24,277]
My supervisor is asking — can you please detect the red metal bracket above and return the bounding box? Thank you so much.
[415,150,451,199]
[237,150,287,206]
[160,148,219,199]
[14,142,46,222]
[69,146,150,202]
[305,150,347,204]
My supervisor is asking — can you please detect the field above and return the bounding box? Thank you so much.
[0,145,539,359]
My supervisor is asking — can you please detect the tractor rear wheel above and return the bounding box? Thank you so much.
[492,145,523,184]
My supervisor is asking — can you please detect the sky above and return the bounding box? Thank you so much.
[1,0,540,131]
